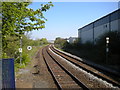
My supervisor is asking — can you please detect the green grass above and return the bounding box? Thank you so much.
[15,46,43,72]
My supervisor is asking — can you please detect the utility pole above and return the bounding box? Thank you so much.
[19,36,22,65]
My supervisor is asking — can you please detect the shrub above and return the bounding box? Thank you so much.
[62,31,120,65]
[54,37,68,49]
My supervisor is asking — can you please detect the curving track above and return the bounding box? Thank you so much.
[42,45,120,89]
[42,46,89,89]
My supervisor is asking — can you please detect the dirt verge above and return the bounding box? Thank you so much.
[15,47,57,88]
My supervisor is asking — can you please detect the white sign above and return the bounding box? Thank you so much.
[106,37,110,44]
[27,46,32,50]
[19,48,22,52]
[106,41,109,43]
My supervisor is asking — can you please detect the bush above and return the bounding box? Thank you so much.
[62,31,120,65]
[2,53,9,58]
[95,31,120,65]
[54,37,68,49]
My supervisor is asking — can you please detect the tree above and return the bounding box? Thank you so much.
[2,1,53,51]
[40,38,48,45]
[54,37,68,49]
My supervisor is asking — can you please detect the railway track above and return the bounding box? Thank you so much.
[50,45,120,88]
[42,46,89,89]
[42,45,120,89]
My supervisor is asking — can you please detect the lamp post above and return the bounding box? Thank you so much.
[106,37,109,64]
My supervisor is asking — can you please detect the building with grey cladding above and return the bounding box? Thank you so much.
[78,9,120,44]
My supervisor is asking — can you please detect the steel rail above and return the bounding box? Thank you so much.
[42,47,62,89]
[50,45,120,88]
[42,46,89,89]
[51,45,120,77]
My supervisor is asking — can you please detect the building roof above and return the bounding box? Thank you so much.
[78,9,120,31]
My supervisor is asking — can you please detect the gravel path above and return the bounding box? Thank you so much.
[15,47,57,88]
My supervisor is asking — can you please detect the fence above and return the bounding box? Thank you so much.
[2,58,15,89]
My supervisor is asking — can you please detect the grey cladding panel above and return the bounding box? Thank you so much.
[118,9,120,19]
[111,11,119,21]
[82,23,93,32]
[94,16,109,27]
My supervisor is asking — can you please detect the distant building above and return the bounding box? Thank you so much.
[48,40,54,43]
[78,9,120,44]
[68,37,77,44]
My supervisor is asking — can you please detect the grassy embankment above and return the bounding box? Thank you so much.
[15,44,48,72]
